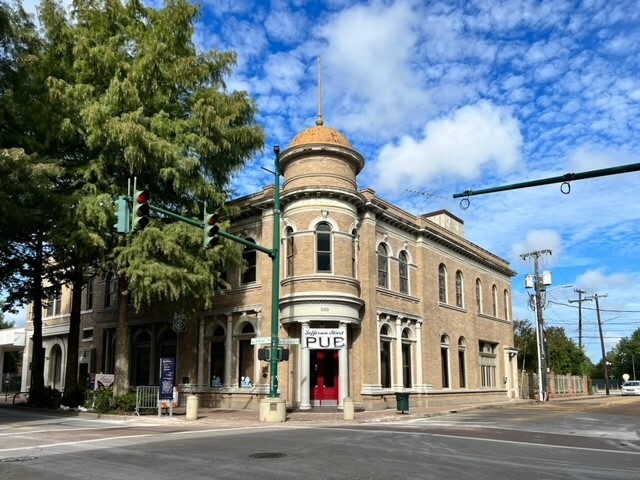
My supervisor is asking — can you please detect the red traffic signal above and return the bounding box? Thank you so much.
[203,212,220,249]
[132,190,150,230]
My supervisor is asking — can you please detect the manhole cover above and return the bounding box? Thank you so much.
[1,456,38,463]
[249,452,286,459]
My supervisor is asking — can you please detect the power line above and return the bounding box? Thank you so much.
[548,300,640,313]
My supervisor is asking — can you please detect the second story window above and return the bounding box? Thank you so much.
[285,227,295,277]
[455,270,464,308]
[475,279,482,314]
[377,243,389,288]
[492,285,498,317]
[503,289,510,320]
[316,222,332,272]
[399,251,408,294]
[45,291,62,317]
[104,273,117,308]
[242,239,257,284]
[85,278,94,310]
[438,264,447,303]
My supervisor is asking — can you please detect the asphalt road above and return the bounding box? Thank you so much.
[1,396,639,480]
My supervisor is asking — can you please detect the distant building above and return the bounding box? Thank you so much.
[21,119,518,410]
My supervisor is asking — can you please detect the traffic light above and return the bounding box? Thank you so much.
[203,212,220,249]
[132,190,150,231]
[114,195,131,234]
[258,348,270,361]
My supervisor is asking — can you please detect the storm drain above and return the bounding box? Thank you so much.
[249,452,286,459]
[1,456,38,463]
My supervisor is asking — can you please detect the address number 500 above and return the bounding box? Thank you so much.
[320,307,330,312]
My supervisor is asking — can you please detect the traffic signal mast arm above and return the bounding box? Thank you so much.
[143,202,274,256]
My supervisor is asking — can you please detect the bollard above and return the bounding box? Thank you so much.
[186,394,199,421]
[343,397,355,421]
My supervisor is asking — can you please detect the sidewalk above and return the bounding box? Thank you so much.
[132,398,533,427]
[2,394,603,428]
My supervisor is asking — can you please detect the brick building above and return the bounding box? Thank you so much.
[21,118,519,410]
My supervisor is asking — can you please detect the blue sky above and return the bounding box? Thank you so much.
[14,0,640,364]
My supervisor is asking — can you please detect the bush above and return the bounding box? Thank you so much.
[114,393,137,413]
[92,389,114,414]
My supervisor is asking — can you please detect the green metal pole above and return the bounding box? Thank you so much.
[453,162,640,198]
[269,146,282,398]
[148,203,273,255]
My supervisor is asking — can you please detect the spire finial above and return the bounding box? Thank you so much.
[316,56,323,126]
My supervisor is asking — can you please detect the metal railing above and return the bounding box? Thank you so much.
[135,386,158,416]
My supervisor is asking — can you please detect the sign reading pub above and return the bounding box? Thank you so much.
[302,328,346,349]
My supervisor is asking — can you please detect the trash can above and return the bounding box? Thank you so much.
[395,392,410,414]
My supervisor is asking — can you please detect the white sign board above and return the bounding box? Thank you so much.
[251,337,300,345]
[302,328,346,349]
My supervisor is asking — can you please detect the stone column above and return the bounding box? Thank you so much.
[376,313,382,387]
[104,329,112,374]
[225,314,233,387]
[149,325,157,385]
[299,322,311,410]
[197,318,205,386]
[415,319,423,388]
[338,322,349,409]
[395,317,403,388]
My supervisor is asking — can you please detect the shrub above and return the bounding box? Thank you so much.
[92,389,114,414]
[114,393,137,413]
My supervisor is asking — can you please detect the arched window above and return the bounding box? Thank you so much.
[285,227,295,277]
[438,264,447,303]
[377,243,389,288]
[440,334,450,388]
[237,323,255,386]
[503,289,510,320]
[242,239,257,284]
[492,285,498,317]
[379,324,392,388]
[475,278,482,314]
[351,229,358,278]
[316,222,332,272]
[455,270,464,308]
[210,325,225,386]
[48,344,63,390]
[458,337,467,388]
[399,251,409,294]
[402,328,412,388]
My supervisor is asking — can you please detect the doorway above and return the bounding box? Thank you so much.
[310,350,339,406]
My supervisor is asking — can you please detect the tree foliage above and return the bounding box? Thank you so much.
[514,320,589,375]
[1,0,264,400]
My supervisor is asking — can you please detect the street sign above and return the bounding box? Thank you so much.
[251,337,300,345]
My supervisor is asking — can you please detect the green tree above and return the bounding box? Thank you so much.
[36,0,264,396]
[607,328,640,382]
[513,319,538,372]
[545,326,589,375]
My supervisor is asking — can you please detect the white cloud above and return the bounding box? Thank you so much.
[511,230,563,261]
[369,101,523,195]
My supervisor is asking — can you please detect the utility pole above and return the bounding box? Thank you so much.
[590,293,609,395]
[569,289,591,350]
[521,249,552,402]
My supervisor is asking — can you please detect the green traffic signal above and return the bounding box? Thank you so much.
[114,195,131,233]
[203,212,220,249]
[132,190,150,231]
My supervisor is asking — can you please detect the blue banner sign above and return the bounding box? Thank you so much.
[159,357,175,401]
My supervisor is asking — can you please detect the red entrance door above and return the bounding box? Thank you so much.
[310,350,339,406]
